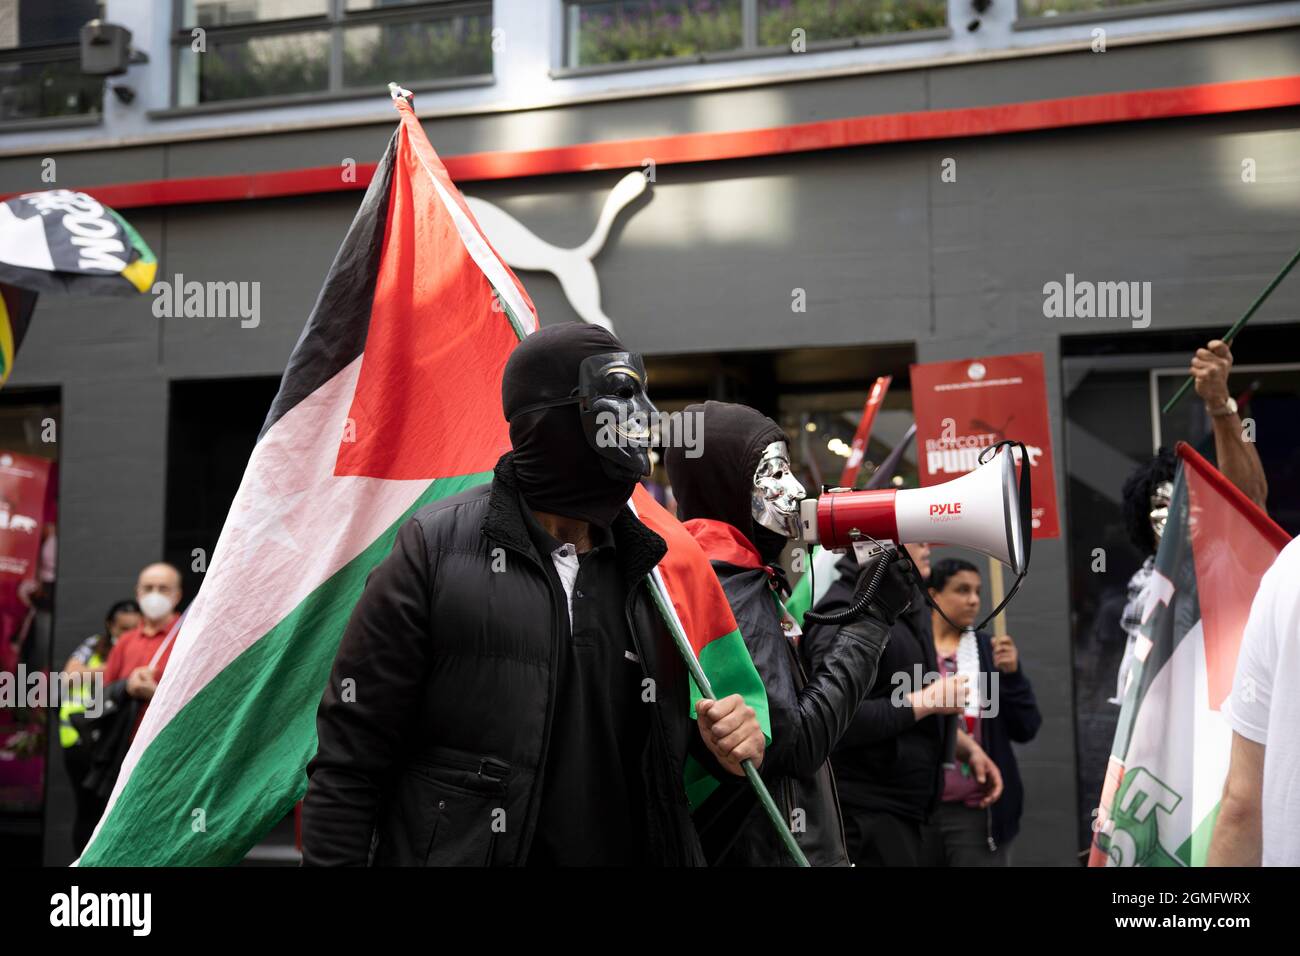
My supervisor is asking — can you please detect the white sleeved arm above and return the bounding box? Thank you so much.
[1222,543,1290,745]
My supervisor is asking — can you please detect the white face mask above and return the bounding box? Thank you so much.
[138,591,175,620]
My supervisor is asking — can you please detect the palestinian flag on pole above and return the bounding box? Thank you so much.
[78,93,534,865]
[629,486,772,808]
[1089,441,1290,867]
[80,93,766,865]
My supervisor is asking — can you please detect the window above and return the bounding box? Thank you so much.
[173,0,492,107]
[1019,0,1262,21]
[562,0,948,70]
[0,0,105,123]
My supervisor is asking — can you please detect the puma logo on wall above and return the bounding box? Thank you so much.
[466,171,648,332]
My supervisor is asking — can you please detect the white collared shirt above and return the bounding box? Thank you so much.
[550,541,580,628]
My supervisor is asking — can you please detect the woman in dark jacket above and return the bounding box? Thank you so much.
[665,401,913,866]
[920,558,1042,864]
[802,545,1007,866]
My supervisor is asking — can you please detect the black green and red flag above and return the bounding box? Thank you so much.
[78,95,767,866]
[1089,442,1290,866]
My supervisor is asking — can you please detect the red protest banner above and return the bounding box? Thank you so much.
[910,353,1059,539]
[840,375,891,488]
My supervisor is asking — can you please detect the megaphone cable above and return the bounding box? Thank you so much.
[802,532,893,626]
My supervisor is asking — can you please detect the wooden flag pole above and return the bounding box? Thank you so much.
[987,560,1008,639]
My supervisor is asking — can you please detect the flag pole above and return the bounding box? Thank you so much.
[645,564,811,867]
[986,560,1008,638]
[1161,243,1300,414]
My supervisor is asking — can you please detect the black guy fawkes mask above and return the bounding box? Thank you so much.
[578,351,659,482]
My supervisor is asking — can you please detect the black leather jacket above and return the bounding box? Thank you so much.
[802,553,953,823]
[694,561,893,866]
[302,453,714,866]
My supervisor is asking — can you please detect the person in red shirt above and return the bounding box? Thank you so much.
[102,562,183,737]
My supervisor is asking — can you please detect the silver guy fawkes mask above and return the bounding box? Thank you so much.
[1150,480,1173,543]
[752,441,806,537]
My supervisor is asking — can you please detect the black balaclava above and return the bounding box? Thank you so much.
[502,322,641,529]
[666,401,790,565]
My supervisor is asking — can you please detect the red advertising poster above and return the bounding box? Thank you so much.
[0,451,53,812]
[910,353,1060,539]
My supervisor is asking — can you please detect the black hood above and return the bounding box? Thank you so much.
[502,322,636,529]
[665,401,789,563]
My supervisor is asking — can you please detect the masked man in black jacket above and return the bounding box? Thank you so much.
[666,402,913,865]
[302,323,765,866]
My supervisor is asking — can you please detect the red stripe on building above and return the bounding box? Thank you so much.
[10,75,1299,210]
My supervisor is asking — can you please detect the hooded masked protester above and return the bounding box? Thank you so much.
[666,401,912,866]
[503,322,656,529]
[304,325,765,867]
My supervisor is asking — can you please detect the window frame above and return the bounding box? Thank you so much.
[555,0,953,76]
[0,5,107,127]
[1014,0,1283,30]
[168,0,494,110]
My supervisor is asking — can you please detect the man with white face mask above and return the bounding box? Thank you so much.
[102,562,183,738]
[666,401,914,865]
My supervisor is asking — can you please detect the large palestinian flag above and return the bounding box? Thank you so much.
[79,95,767,866]
[1089,441,1290,867]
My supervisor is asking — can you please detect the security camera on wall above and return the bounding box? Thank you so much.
[79,19,147,78]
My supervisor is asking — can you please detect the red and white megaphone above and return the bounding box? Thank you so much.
[799,445,1029,575]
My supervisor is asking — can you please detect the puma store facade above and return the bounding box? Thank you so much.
[2,1,1299,865]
